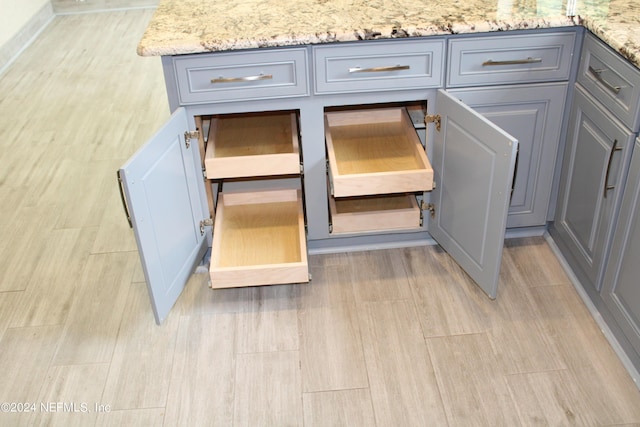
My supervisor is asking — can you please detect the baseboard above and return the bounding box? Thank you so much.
[0,2,55,76]
[52,1,158,15]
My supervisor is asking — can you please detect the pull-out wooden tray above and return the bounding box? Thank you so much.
[330,193,421,234]
[205,111,301,179]
[210,188,309,289]
[325,107,433,197]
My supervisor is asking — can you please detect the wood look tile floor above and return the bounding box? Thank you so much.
[0,9,639,427]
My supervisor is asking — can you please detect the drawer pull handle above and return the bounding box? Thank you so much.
[211,73,273,84]
[588,66,621,94]
[348,65,410,73]
[482,57,543,66]
[604,139,623,198]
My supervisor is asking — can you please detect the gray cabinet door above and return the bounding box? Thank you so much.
[118,108,208,324]
[602,137,640,361]
[449,83,567,227]
[429,89,518,298]
[554,86,634,291]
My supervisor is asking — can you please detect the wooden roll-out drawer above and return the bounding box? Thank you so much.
[204,111,301,179]
[325,107,433,198]
[210,188,309,289]
[329,193,421,234]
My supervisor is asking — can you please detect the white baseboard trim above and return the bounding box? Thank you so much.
[0,2,55,76]
[54,5,157,15]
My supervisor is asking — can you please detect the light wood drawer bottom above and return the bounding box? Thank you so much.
[330,193,421,234]
[210,189,309,288]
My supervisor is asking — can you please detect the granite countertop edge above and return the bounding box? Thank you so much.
[137,6,640,70]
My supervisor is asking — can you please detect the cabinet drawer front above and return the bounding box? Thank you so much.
[325,107,433,197]
[578,34,640,131]
[210,189,309,288]
[447,32,576,87]
[314,40,445,94]
[174,49,308,104]
[329,194,421,234]
[204,111,301,179]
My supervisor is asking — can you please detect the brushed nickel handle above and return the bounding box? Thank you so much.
[482,57,543,66]
[348,65,410,73]
[211,73,273,83]
[116,170,133,228]
[589,66,621,94]
[604,139,623,198]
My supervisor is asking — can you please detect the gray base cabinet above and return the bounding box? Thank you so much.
[551,31,640,378]
[553,85,634,291]
[449,83,568,228]
[601,137,640,370]
[119,29,584,324]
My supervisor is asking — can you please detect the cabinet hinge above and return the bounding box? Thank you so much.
[199,217,214,236]
[184,130,200,149]
[425,114,441,132]
[421,200,436,219]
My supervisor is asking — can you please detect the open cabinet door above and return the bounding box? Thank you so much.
[428,89,518,299]
[118,108,209,324]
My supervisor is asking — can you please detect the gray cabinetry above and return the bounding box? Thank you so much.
[553,86,634,291]
[449,83,568,227]
[120,30,585,323]
[551,32,640,378]
[447,30,576,228]
[602,137,640,370]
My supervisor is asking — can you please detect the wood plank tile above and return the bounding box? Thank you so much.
[91,189,139,254]
[9,227,97,327]
[0,291,22,338]
[300,260,357,311]
[0,206,53,292]
[505,369,600,426]
[427,333,521,426]
[164,314,236,426]
[299,264,368,392]
[53,252,135,365]
[488,250,567,374]
[302,389,376,427]
[0,326,63,403]
[95,408,165,426]
[403,245,493,337]
[234,351,303,426]
[235,285,300,354]
[347,249,413,302]
[530,284,640,425]
[101,281,180,410]
[359,299,447,426]
[504,237,571,287]
[31,364,110,426]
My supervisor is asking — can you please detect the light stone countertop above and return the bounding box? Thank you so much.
[137,0,640,69]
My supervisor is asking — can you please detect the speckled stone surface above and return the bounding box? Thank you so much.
[137,0,640,68]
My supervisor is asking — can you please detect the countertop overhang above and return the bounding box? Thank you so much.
[138,0,640,69]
